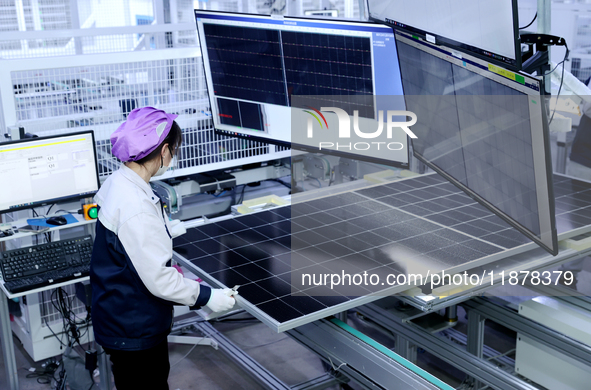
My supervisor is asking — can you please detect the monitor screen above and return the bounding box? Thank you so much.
[195,10,409,167]
[0,131,100,214]
[395,30,557,255]
[369,0,521,70]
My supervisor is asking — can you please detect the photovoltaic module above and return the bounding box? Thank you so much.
[173,173,591,332]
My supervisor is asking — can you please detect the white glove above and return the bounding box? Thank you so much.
[205,289,236,312]
[169,219,186,238]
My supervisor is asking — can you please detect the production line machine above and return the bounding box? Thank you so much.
[160,6,591,388]
[150,160,292,219]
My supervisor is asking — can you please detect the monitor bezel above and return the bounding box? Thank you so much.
[368,0,522,71]
[214,128,410,168]
[196,9,410,169]
[0,130,101,215]
[395,31,557,255]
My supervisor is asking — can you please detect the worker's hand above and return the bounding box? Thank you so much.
[169,219,187,238]
[205,289,236,312]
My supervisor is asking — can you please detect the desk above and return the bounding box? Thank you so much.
[0,214,95,244]
[0,216,112,390]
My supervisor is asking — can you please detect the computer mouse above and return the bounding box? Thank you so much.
[46,216,68,226]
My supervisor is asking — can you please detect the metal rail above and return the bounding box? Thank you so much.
[357,301,539,390]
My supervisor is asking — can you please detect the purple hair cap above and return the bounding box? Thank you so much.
[111,107,178,162]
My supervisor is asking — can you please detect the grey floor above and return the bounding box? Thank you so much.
[167,312,343,390]
[0,310,346,390]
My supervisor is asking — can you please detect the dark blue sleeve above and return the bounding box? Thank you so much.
[190,285,212,309]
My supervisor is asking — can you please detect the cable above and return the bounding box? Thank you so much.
[327,357,347,372]
[549,61,566,125]
[237,184,247,204]
[544,50,569,77]
[170,341,201,368]
[46,203,57,216]
[519,12,537,30]
[269,178,291,189]
[547,42,570,125]
[44,319,68,348]
[88,369,96,390]
[53,362,67,390]
[45,287,97,388]
[328,168,335,186]
[233,336,289,349]
[486,348,516,362]
[24,363,60,385]
[31,208,52,243]
[48,287,92,350]
[305,176,322,188]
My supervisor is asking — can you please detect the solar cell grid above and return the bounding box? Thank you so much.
[203,24,287,105]
[174,173,591,331]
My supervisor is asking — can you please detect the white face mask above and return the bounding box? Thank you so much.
[154,154,176,177]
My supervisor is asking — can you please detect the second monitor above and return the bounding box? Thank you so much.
[195,11,409,167]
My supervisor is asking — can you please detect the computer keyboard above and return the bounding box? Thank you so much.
[1,235,93,294]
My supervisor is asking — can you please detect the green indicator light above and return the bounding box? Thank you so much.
[412,35,419,40]
[532,100,537,104]
[515,74,525,84]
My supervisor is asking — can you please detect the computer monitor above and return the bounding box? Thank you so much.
[195,10,409,168]
[0,131,100,214]
[369,0,521,70]
[395,30,557,255]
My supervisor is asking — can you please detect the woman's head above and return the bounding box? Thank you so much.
[135,120,182,171]
[110,107,183,176]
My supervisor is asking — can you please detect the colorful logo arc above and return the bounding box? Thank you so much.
[303,106,328,130]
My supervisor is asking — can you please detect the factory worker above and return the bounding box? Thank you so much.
[90,107,235,390]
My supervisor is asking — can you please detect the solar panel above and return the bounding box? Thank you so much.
[395,30,557,255]
[173,173,591,332]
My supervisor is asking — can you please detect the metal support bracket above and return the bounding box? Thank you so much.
[395,335,418,364]
[466,311,486,389]
[462,297,591,367]
[357,300,539,390]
